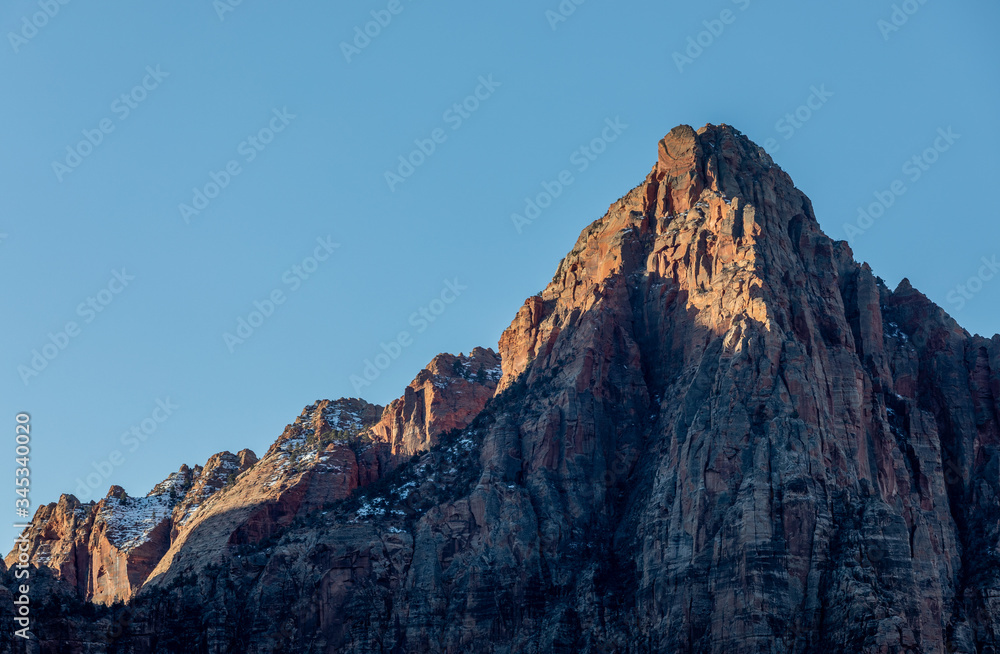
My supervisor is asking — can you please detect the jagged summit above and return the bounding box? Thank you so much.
[655,123,783,213]
[265,397,384,457]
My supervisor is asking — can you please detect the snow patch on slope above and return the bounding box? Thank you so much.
[99,494,174,553]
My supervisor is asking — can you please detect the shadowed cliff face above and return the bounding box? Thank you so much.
[3,125,998,654]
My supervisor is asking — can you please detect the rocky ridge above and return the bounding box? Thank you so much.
[7,349,499,607]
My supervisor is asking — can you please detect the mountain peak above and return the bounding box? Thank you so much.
[498,123,821,390]
[653,123,791,219]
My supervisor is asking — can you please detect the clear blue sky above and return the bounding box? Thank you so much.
[2,1,997,516]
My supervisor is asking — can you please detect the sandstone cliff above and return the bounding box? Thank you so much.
[3,451,258,606]
[4,125,998,654]
[7,351,500,611]
[368,347,501,456]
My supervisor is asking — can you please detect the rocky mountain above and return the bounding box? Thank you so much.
[3,125,998,653]
[6,349,500,611]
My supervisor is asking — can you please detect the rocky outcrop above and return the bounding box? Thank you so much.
[143,398,388,588]
[5,452,259,606]
[368,347,501,456]
[4,124,998,654]
[3,494,93,599]
[5,357,502,614]
[141,354,501,590]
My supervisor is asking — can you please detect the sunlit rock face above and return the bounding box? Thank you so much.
[367,347,501,456]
